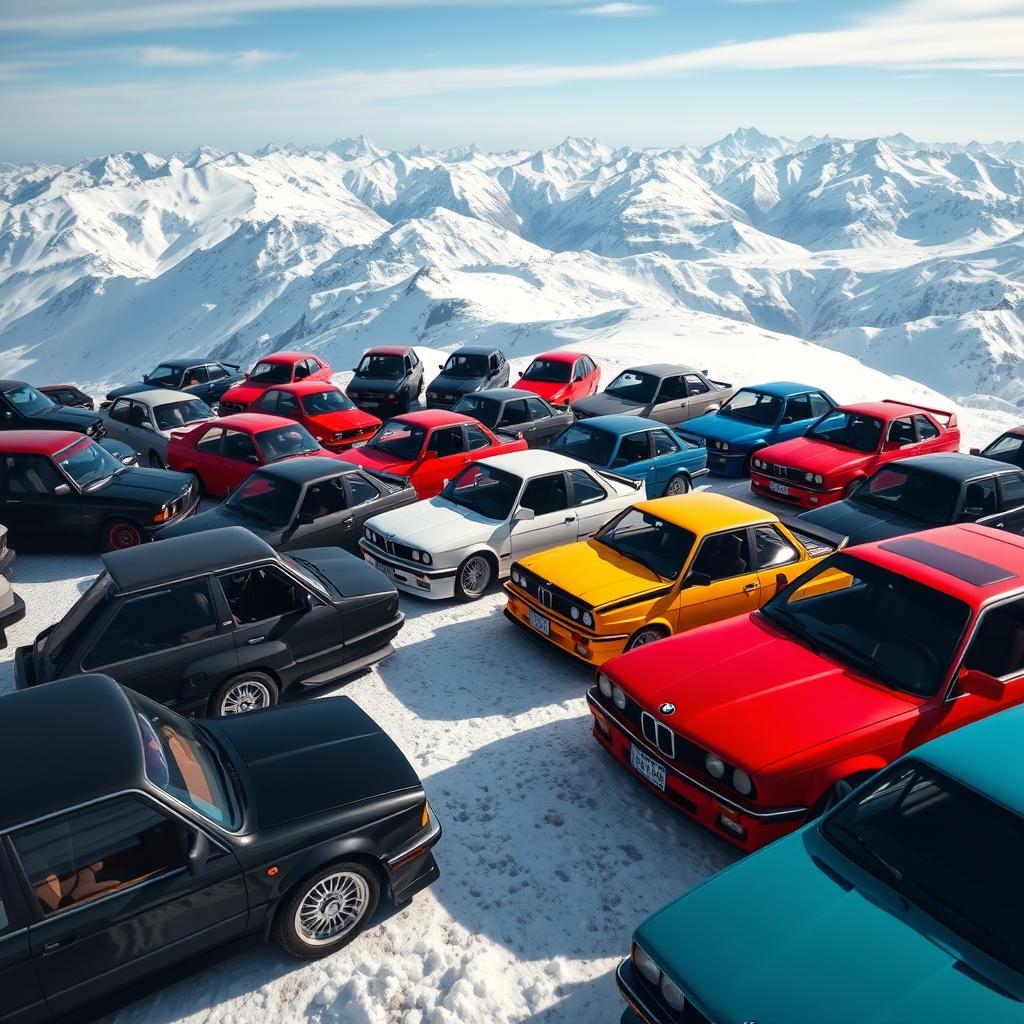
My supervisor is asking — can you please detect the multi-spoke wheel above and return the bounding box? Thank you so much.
[101,519,144,551]
[626,626,666,651]
[211,672,278,717]
[664,473,691,496]
[455,553,493,601]
[274,861,380,958]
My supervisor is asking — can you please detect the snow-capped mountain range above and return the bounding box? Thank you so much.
[1,127,1023,408]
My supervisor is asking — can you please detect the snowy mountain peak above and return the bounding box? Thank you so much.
[326,135,387,160]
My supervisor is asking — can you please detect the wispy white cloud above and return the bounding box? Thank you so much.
[137,45,220,66]
[232,49,293,67]
[568,3,658,15]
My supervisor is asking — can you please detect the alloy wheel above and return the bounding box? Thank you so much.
[220,679,272,715]
[294,871,370,945]
[459,556,491,598]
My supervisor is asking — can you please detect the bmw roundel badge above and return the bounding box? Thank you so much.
[659,702,675,716]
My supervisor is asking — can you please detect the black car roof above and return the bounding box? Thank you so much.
[891,452,1019,482]
[102,526,276,593]
[155,358,223,368]
[465,388,536,403]
[626,363,697,377]
[450,345,502,357]
[0,675,143,831]
[253,456,362,484]
[0,379,29,390]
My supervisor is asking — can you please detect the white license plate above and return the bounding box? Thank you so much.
[367,555,396,581]
[351,440,366,448]
[630,744,666,791]
[362,401,379,407]
[769,480,790,496]
[528,609,550,635]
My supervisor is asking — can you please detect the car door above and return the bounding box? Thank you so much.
[610,430,654,485]
[495,398,533,442]
[418,425,470,496]
[996,472,1024,515]
[0,453,84,544]
[283,473,359,550]
[567,468,616,538]
[649,427,684,494]
[251,390,282,416]
[204,363,232,402]
[181,364,210,399]
[216,429,262,495]
[681,373,714,419]
[524,397,564,445]
[509,472,579,559]
[650,375,688,424]
[77,578,237,709]
[104,397,134,445]
[13,795,246,1018]
[0,845,47,1024]
[750,524,805,602]
[675,528,761,631]
[776,392,829,444]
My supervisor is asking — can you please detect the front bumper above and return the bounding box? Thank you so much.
[320,430,375,452]
[504,586,630,666]
[617,959,681,1024]
[587,689,806,852]
[750,471,843,509]
[387,802,442,904]
[14,643,36,690]
[703,448,750,477]
[360,541,457,600]
[0,546,15,580]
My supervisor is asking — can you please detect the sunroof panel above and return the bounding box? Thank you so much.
[879,537,1014,587]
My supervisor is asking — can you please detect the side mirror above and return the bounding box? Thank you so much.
[3,410,12,419]
[970,447,981,456]
[438,364,445,370]
[514,506,536,522]
[781,416,794,425]
[958,507,984,522]
[140,420,155,431]
[246,454,260,464]
[53,483,71,496]
[188,831,210,875]
[957,667,1004,700]
[683,571,711,589]
[421,449,438,461]
[295,511,315,527]
[775,572,789,593]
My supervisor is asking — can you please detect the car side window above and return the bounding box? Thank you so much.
[109,398,133,424]
[682,373,709,398]
[186,366,209,385]
[651,429,680,457]
[525,397,550,420]
[464,424,492,451]
[253,391,279,413]
[613,432,650,467]
[809,393,833,417]
[300,477,349,519]
[3,454,65,495]
[428,426,465,457]
[963,477,999,517]
[82,581,217,669]
[915,414,940,441]
[0,890,9,934]
[520,473,570,515]
[690,529,752,582]
[207,364,228,381]
[410,351,419,367]
[222,430,258,463]
[276,392,301,418]
[784,394,813,421]
[752,525,799,569]
[404,356,413,373]
[195,426,224,454]
[12,797,191,917]
[499,400,530,427]
[345,474,380,506]
[220,567,307,624]
[568,469,607,506]
[887,417,916,446]
[658,375,688,401]
[998,473,1024,509]
[962,596,1024,680]
[292,361,310,381]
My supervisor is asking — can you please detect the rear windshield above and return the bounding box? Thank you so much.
[248,361,292,385]
[452,394,500,429]
[522,359,571,384]
[604,370,658,405]
[550,423,617,467]
[719,389,782,426]
[302,390,354,416]
[356,354,404,379]
[441,353,489,378]
[852,465,961,525]
[254,424,319,461]
[44,573,112,665]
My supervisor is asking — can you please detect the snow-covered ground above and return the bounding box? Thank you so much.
[0,342,1014,1024]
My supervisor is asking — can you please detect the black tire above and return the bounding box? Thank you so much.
[844,478,863,499]
[664,473,691,497]
[209,671,279,717]
[626,625,668,651]
[273,861,380,959]
[101,518,146,552]
[148,451,165,469]
[455,552,495,601]
[186,470,205,497]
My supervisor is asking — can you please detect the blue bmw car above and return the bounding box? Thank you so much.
[682,381,836,476]
[549,414,708,496]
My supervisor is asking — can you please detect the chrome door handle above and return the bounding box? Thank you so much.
[246,636,265,645]
[743,583,758,592]
[563,516,575,524]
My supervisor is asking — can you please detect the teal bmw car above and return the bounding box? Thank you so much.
[619,706,1024,1023]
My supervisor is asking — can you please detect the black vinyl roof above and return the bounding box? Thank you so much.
[0,379,29,390]
[0,675,143,831]
[466,388,537,403]
[449,345,503,357]
[254,456,362,484]
[103,525,276,592]
[879,537,1015,587]
[890,451,1019,483]
[155,358,224,367]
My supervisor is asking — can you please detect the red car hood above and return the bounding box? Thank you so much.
[758,436,872,476]
[515,379,570,403]
[307,409,379,433]
[221,382,273,405]
[606,615,920,772]
[336,445,413,475]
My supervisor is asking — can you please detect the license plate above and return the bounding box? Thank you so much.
[769,481,790,496]
[366,554,395,581]
[528,609,550,635]
[351,440,366,448]
[630,744,666,791]
[361,400,378,407]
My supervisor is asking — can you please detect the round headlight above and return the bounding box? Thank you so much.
[570,606,580,621]
[611,685,627,710]
[582,611,593,627]
[705,753,726,779]
[804,471,814,482]
[421,552,432,565]
[660,975,686,1011]
[598,673,613,698]
[411,550,420,561]
[732,769,753,796]
[633,946,661,986]
[512,570,521,585]
[721,442,730,452]
[753,458,763,469]
[814,473,824,485]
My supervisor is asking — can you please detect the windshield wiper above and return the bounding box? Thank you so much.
[829,823,907,899]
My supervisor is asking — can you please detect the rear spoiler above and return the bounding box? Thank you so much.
[597,469,644,490]
[221,362,241,370]
[708,380,732,390]
[364,469,412,491]
[494,430,523,444]
[780,515,848,554]
[881,399,957,428]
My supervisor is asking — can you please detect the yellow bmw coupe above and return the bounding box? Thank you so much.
[503,491,846,665]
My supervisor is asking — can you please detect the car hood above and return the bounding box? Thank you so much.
[211,696,421,830]
[349,375,406,395]
[306,408,380,434]
[368,497,497,551]
[98,466,194,506]
[515,380,569,403]
[683,412,768,446]
[761,436,871,475]
[638,830,1021,1023]
[606,615,918,772]
[157,504,274,543]
[522,538,671,609]
[572,392,646,418]
[292,544,397,600]
[220,382,271,405]
[429,373,487,395]
[336,445,413,476]
[798,500,924,545]
[33,405,102,432]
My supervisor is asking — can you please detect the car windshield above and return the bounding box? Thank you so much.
[225,472,300,530]
[851,466,961,525]
[807,410,883,453]
[248,361,292,384]
[128,689,242,829]
[280,553,332,600]
[522,358,571,384]
[604,370,659,404]
[368,419,426,459]
[58,439,124,490]
[823,760,1024,975]
[4,384,56,416]
[153,398,212,431]
[452,395,500,429]
[356,354,404,379]
[441,464,521,520]
[596,507,696,580]
[144,364,180,386]
[255,424,319,462]
[442,353,489,379]
[761,553,970,697]
[720,389,783,425]
[982,433,1024,465]
[550,423,617,466]
[301,389,355,416]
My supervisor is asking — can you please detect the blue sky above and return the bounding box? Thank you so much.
[2,0,1023,163]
